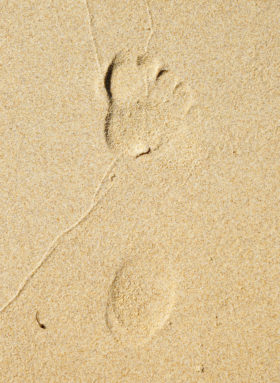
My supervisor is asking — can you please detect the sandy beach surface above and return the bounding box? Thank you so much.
[0,1,279,382]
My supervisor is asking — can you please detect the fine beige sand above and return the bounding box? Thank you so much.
[0,1,279,382]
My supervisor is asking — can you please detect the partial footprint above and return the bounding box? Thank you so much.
[106,252,177,346]
[104,52,194,157]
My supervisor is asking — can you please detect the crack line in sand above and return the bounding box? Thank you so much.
[142,0,154,127]
[0,157,120,313]
[144,0,154,54]
[85,0,102,77]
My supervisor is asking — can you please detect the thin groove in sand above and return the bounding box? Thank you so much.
[143,0,154,54]
[0,157,120,313]
[85,0,102,77]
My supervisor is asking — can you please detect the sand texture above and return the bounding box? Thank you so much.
[0,0,279,382]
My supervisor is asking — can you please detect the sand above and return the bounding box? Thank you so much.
[0,0,279,382]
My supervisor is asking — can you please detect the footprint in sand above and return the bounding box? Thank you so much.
[104,51,194,157]
[0,52,186,362]
[106,252,177,346]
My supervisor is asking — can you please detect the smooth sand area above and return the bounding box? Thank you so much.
[0,1,279,382]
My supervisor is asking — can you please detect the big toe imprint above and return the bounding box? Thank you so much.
[104,51,194,157]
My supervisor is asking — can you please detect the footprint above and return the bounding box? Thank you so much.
[105,252,177,346]
[104,52,193,157]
